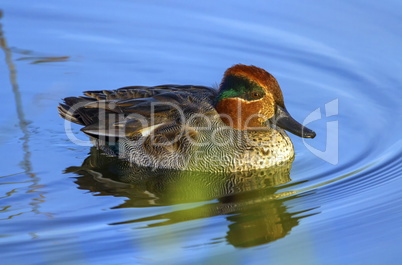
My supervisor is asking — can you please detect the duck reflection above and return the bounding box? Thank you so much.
[67,147,317,248]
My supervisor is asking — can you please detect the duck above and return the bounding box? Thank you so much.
[58,64,315,172]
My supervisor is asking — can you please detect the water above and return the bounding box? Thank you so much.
[1,0,402,264]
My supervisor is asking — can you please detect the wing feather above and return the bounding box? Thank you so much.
[59,85,217,142]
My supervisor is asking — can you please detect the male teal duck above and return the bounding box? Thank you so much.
[58,64,315,172]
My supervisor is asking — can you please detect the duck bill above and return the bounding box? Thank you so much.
[268,105,316,138]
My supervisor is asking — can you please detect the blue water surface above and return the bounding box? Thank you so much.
[1,0,402,264]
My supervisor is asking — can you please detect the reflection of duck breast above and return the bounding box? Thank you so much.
[66,146,318,249]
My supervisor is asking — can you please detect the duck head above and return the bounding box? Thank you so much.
[215,64,316,138]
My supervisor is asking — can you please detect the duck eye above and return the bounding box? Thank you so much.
[251,91,262,99]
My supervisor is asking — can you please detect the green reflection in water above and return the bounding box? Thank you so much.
[67,147,319,248]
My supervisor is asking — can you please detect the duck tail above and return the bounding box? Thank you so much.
[58,96,97,126]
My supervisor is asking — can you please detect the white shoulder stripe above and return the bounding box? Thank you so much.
[139,124,163,137]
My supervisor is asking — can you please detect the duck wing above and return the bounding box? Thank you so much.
[58,85,218,141]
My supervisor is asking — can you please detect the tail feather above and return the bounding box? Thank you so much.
[58,97,98,126]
